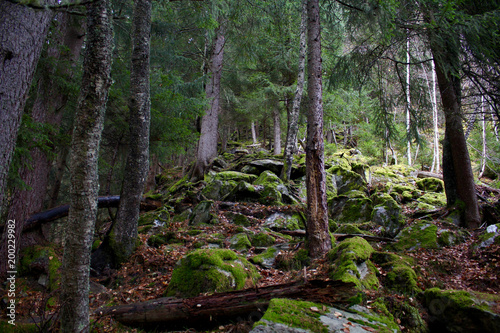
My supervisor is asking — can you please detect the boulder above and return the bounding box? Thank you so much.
[372,252,420,294]
[476,223,500,249]
[251,298,400,333]
[165,249,260,298]
[263,212,305,231]
[328,237,379,290]
[327,165,366,195]
[254,170,288,205]
[202,171,257,200]
[370,193,405,237]
[423,288,500,333]
[189,200,217,225]
[416,177,444,192]
[328,190,373,224]
[228,233,252,252]
[241,159,284,176]
[391,222,438,251]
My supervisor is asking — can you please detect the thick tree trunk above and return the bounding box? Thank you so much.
[94,0,152,270]
[0,1,55,281]
[272,102,281,155]
[282,0,307,181]
[305,0,331,259]
[191,23,225,181]
[60,1,114,332]
[429,30,480,229]
[0,1,54,214]
[97,280,356,330]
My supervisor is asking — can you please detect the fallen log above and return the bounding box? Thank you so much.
[96,279,356,330]
[21,196,161,232]
[279,230,395,242]
[416,171,443,179]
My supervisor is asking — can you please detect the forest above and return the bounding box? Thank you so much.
[1,0,500,332]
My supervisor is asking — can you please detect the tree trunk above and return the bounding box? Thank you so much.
[60,1,114,332]
[429,29,480,229]
[251,121,258,144]
[0,1,54,216]
[305,0,331,259]
[191,23,225,181]
[98,280,356,330]
[93,0,152,271]
[272,101,281,155]
[479,96,486,178]
[282,0,307,181]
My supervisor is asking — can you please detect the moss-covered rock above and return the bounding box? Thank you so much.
[241,159,284,176]
[275,248,310,271]
[416,177,444,193]
[225,180,262,202]
[328,237,379,290]
[391,222,438,251]
[19,246,61,291]
[228,233,252,252]
[263,212,305,231]
[417,192,447,209]
[372,251,420,294]
[225,211,251,227]
[327,165,367,195]
[476,223,500,249]
[166,249,260,298]
[251,232,276,247]
[138,208,170,227]
[147,231,179,247]
[252,298,401,333]
[250,247,279,268]
[253,170,288,205]
[437,228,470,247]
[423,288,500,333]
[201,171,257,201]
[370,194,405,237]
[328,191,373,224]
[189,200,217,225]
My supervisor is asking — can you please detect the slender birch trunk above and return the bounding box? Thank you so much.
[282,0,307,181]
[273,102,281,155]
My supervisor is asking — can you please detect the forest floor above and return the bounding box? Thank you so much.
[4,157,500,332]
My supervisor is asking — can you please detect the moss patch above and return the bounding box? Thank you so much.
[19,245,61,291]
[416,177,444,192]
[328,237,379,290]
[166,249,260,298]
[251,232,276,247]
[391,222,438,252]
[253,298,328,333]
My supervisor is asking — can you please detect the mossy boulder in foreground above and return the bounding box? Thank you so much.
[423,288,500,333]
[251,298,400,333]
[165,249,260,298]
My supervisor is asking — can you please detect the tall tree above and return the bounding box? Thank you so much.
[305,0,331,259]
[424,3,480,228]
[93,0,152,270]
[0,11,84,279]
[59,0,114,331]
[191,21,226,181]
[0,1,54,217]
[282,0,307,181]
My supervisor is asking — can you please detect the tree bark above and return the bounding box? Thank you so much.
[282,0,307,181]
[60,1,114,332]
[94,0,152,271]
[97,280,356,330]
[305,0,331,259]
[428,26,480,229]
[272,101,281,155]
[191,23,225,181]
[0,1,54,216]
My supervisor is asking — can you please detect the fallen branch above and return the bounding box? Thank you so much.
[417,171,443,180]
[278,230,395,242]
[22,196,161,232]
[96,279,356,330]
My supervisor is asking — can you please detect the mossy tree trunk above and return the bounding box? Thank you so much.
[305,0,332,259]
[282,0,307,181]
[191,22,225,181]
[60,1,114,332]
[92,0,152,270]
[427,15,480,229]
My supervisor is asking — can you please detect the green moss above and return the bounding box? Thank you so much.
[416,177,444,192]
[253,170,285,205]
[424,288,491,312]
[254,298,328,333]
[251,232,276,247]
[166,249,260,298]
[418,192,446,207]
[20,246,61,291]
[147,231,177,247]
[229,233,252,251]
[391,222,438,252]
[328,237,379,290]
[168,174,190,193]
[226,212,251,227]
[328,193,373,224]
[250,247,278,266]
